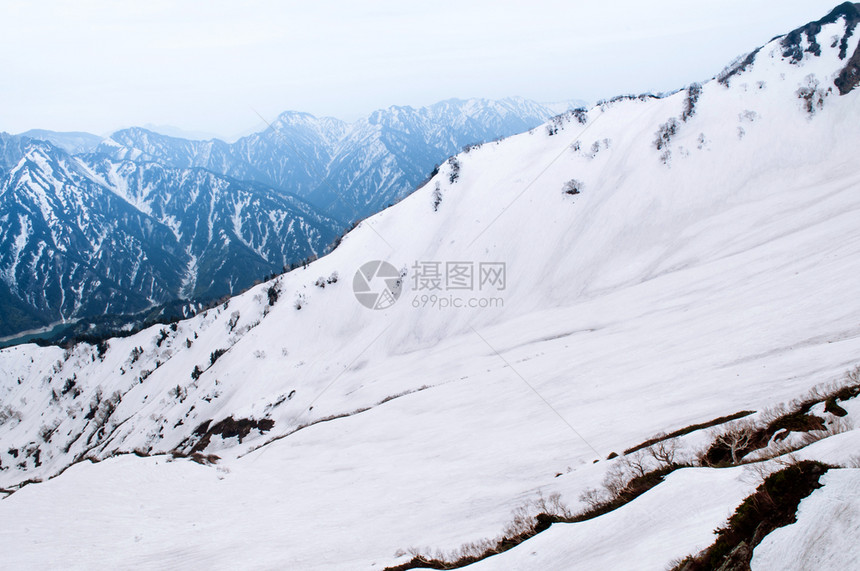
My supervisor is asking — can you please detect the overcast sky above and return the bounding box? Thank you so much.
[0,0,843,140]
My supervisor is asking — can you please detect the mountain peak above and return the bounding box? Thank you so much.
[14,129,103,155]
[781,2,859,59]
[823,1,859,21]
[273,110,325,127]
[111,126,172,141]
[717,2,860,96]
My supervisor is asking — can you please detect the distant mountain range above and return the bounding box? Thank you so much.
[0,97,581,338]
[0,137,341,339]
[97,97,577,221]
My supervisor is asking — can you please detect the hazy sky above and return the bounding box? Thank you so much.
[0,0,843,139]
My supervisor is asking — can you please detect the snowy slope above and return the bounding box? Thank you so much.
[751,468,860,570]
[467,468,755,570]
[2,4,860,569]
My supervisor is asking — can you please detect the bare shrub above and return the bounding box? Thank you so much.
[267,281,280,306]
[169,385,188,403]
[742,459,779,485]
[796,74,830,115]
[788,416,853,452]
[716,49,760,86]
[39,421,61,443]
[602,461,632,497]
[546,113,568,135]
[562,179,583,195]
[388,492,572,569]
[624,449,651,478]
[648,438,679,468]
[758,403,790,426]
[707,419,757,465]
[129,346,143,364]
[447,157,460,184]
[0,406,23,427]
[227,311,240,332]
[654,118,679,151]
[681,83,702,122]
[578,486,608,509]
[594,451,659,500]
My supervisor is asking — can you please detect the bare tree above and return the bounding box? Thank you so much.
[712,421,757,464]
[648,438,678,468]
[562,179,583,195]
[602,462,630,497]
[624,449,650,477]
[432,182,442,211]
[579,487,607,509]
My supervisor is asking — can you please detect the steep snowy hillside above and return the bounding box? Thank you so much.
[2,4,860,569]
[0,139,341,337]
[99,97,572,221]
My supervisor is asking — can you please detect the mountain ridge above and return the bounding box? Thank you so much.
[1,6,860,569]
[97,96,583,220]
[0,137,342,337]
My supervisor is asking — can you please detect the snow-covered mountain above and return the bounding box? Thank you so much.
[0,132,31,178]
[16,129,103,155]
[100,112,346,211]
[0,97,569,338]
[2,4,860,569]
[0,138,341,337]
[99,97,575,221]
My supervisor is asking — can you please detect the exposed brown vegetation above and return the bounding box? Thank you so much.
[671,460,831,571]
[703,370,860,466]
[387,439,686,571]
[190,416,275,453]
[624,410,755,455]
